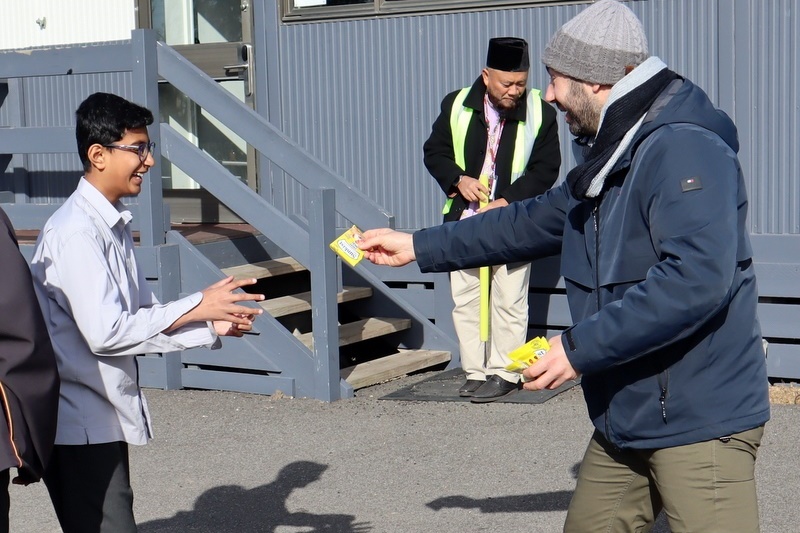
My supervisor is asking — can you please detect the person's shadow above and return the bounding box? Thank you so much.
[139,460,371,532]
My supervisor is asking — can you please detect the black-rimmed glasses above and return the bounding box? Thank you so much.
[103,141,156,162]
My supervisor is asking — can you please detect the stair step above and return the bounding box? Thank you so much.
[295,317,412,350]
[341,349,451,389]
[260,286,373,317]
[221,257,305,280]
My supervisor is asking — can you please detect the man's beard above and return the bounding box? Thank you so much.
[487,92,521,120]
[564,81,601,138]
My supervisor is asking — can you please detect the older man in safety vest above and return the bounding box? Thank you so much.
[423,37,561,402]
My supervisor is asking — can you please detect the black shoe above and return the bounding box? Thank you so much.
[470,375,518,403]
[458,379,485,397]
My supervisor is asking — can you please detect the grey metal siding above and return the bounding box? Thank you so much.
[276,0,741,232]
[269,0,800,377]
[738,0,799,236]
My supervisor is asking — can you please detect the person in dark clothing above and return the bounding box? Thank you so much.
[423,37,560,402]
[357,1,769,531]
[0,207,59,533]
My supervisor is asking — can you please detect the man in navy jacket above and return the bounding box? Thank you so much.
[358,2,769,532]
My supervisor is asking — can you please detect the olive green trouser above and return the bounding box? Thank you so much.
[565,426,764,533]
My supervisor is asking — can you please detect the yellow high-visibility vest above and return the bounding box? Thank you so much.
[442,87,544,215]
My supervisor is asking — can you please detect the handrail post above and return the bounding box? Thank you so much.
[308,188,340,401]
[131,29,165,247]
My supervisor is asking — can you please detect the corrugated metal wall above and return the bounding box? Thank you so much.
[277,0,761,232]
[276,0,799,237]
[738,0,799,236]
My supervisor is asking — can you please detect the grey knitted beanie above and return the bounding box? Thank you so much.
[542,0,649,85]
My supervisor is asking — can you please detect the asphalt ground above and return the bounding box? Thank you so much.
[9,373,800,533]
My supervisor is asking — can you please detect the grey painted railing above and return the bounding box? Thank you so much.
[154,40,395,232]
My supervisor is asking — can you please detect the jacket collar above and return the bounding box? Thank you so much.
[463,76,528,122]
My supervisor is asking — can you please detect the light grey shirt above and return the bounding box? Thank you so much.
[31,178,218,446]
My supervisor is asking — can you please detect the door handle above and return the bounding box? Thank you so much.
[223,63,247,72]
[223,44,253,97]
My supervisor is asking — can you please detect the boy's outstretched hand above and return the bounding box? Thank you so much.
[167,276,265,332]
[213,313,258,337]
[358,228,416,267]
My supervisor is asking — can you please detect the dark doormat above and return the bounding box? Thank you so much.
[380,368,580,404]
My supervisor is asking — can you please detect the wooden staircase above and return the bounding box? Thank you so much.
[221,256,451,390]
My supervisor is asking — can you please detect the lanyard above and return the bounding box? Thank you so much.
[482,95,505,197]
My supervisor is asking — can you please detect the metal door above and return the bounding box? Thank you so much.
[138,0,256,223]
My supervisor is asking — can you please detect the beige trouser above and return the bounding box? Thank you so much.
[565,426,764,533]
[450,263,531,383]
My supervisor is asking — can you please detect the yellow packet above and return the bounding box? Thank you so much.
[329,225,364,267]
[505,336,550,375]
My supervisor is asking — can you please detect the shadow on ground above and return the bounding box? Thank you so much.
[427,490,573,513]
[138,460,371,533]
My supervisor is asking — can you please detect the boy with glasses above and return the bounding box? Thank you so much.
[30,92,266,533]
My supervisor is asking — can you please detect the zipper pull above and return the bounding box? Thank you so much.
[659,388,667,423]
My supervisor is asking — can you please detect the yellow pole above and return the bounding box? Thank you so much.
[479,174,490,342]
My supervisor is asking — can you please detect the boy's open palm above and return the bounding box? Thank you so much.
[167,277,264,333]
[198,276,265,325]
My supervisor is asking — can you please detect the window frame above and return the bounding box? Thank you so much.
[281,0,588,23]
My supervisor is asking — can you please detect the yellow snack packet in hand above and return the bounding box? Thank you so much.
[329,225,364,267]
[505,336,550,375]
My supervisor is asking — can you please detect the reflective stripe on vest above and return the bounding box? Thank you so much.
[442,87,544,215]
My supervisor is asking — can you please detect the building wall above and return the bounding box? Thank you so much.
[268,0,800,376]
[0,0,134,50]
[2,0,799,375]
[274,0,798,238]
[5,0,795,234]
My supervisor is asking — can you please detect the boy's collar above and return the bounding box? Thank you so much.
[77,178,133,228]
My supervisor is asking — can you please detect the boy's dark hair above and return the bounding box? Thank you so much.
[75,92,154,171]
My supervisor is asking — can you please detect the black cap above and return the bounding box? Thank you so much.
[486,37,530,72]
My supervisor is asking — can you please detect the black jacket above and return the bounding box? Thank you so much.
[423,76,561,222]
[0,208,59,482]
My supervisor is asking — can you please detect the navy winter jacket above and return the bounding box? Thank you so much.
[414,79,770,449]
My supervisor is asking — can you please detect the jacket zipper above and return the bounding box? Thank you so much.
[593,200,612,440]
[657,370,670,423]
[593,201,601,313]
